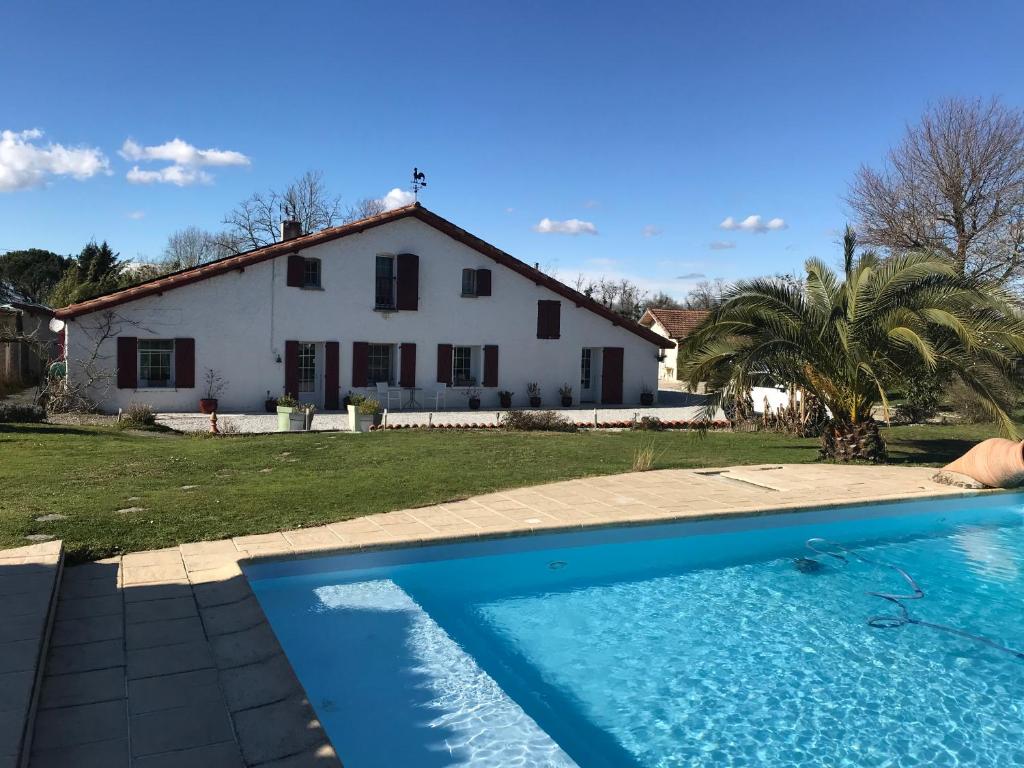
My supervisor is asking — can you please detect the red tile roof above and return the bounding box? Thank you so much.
[55,204,673,349]
[639,307,709,339]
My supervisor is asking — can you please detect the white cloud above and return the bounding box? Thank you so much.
[719,215,787,233]
[378,188,416,211]
[126,165,213,187]
[642,225,662,238]
[582,199,601,209]
[121,137,249,186]
[126,210,146,220]
[0,129,110,191]
[589,257,616,267]
[709,240,736,250]
[533,218,598,236]
[119,138,249,167]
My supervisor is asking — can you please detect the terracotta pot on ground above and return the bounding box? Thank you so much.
[468,397,481,410]
[529,396,542,407]
[264,399,277,413]
[199,398,218,414]
[499,395,512,408]
[561,396,572,407]
[640,393,654,406]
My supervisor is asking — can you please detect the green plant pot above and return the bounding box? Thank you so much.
[276,406,294,432]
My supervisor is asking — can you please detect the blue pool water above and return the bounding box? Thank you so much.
[248,494,1024,767]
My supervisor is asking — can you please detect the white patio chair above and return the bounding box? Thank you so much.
[428,384,447,410]
[376,381,402,410]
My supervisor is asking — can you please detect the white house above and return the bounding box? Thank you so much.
[54,204,672,413]
[638,307,708,381]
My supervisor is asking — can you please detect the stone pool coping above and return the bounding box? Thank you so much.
[24,464,994,766]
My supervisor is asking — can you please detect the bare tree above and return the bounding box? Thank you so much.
[343,197,386,223]
[162,226,224,271]
[848,97,1024,283]
[222,170,343,250]
[573,276,648,320]
[644,291,682,311]
[683,278,730,310]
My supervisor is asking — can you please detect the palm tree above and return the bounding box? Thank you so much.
[678,228,1024,461]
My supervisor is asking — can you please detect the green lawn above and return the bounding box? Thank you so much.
[0,421,1005,562]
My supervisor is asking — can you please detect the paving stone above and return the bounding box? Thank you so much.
[127,640,214,680]
[0,670,33,713]
[199,595,266,636]
[0,571,56,598]
[122,580,193,602]
[127,668,222,715]
[3,592,51,619]
[39,667,126,709]
[0,612,44,644]
[125,596,197,625]
[0,708,23,759]
[192,576,252,608]
[232,696,326,765]
[133,741,243,768]
[46,638,124,675]
[31,699,128,750]
[56,593,122,621]
[255,742,343,768]
[61,560,121,583]
[60,575,119,599]
[125,615,206,650]
[29,737,129,768]
[52,614,124,647]
[122,563,187,586]
[121,549,182,567]
[208,622,281,669]
[130,699,234,757]
[0,639,38,674]
[219,653,302,713]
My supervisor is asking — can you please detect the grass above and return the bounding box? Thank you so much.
[0,421,1007,562]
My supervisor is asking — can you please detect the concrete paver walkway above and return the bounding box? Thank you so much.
[27,464,976,766]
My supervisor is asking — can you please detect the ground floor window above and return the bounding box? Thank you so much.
[298,342,317,392]
[452,345,475,386]
[580,348,592,390]
[368,343,394,384]
[138,339,175,388]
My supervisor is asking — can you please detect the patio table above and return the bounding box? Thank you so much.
[402,387,422,409]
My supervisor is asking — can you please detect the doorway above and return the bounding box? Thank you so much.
[296,342,324,408]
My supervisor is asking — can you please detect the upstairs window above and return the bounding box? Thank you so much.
[302,258,321,289]
[138,340,175,388]
[368,343,394,385]
[461,268,477,296]
[375,255,395,309]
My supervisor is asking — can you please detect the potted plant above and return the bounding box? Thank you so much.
[264,390,277,413]
[498,390,514,408]
[199,368,227,413]
[466,386,481,410]
[527,382,541,407]
[559,383,573,407]
[349,397,381,432]
[276,394,300,432]
[640,381,655,406]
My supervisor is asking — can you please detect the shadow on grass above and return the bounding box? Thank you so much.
[885,437,976,466]
[0,423,98,437]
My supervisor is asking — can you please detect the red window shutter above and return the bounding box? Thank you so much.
[174,338,195,388]
[476,268,492,296]
[601,347,624,404]
[284,340,299,397]
[483,345,499,387]
[436,344,452,385]
[396,253,419,310]
[537,300,561,339]
[286,254,304,287]
[400,343,417,387]
[352,341,369,387]
[116,337,137,389]
[325,341,340,409]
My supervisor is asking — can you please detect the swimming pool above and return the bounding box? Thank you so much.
[248,493,1024,767]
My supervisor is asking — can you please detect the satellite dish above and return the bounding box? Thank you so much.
[49,317,65,333]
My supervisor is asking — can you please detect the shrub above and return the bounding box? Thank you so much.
[119,402,156,429]
[0,403,45,423]
[277,394,299,408]
[893,373,943,423]
[632,416,665,431]
[500,410,577,432]
[948,378,995,424]
[632,440,662,472]
[358,398,381,415]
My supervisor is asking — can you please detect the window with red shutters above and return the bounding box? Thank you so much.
[116,337,137,389]
[476,268,492,296]
[400,343,417,387]
[284,340,299,397]
[482,345,499,387]
[396,252,419,310]
[436,344,453,384]
[174,338,195,388]
[537,300,561,339]
[286,254,304,287]
[352,341,369,387]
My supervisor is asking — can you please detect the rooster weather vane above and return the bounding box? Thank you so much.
[412,167,427,201]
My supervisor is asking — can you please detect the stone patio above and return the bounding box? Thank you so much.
[20,464,980,766]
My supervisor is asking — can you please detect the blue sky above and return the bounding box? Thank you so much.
[3,0,1024,300]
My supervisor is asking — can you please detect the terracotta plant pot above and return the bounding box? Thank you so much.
[199,398,218,414]
[640,393,654,406]
[499,395,512,408]
[942,438,1024,488]
[468,398,481,410]
[529,396,542,407]
[264,399,277,413]
[561,396,572,407]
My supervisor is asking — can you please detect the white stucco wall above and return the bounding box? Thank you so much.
[64,217,661,412]
[644,319,679,380]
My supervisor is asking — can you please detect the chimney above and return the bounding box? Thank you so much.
[280,219,302,242]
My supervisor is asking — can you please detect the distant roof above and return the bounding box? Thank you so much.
[639,307,709,339]
[55,204,673,349]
